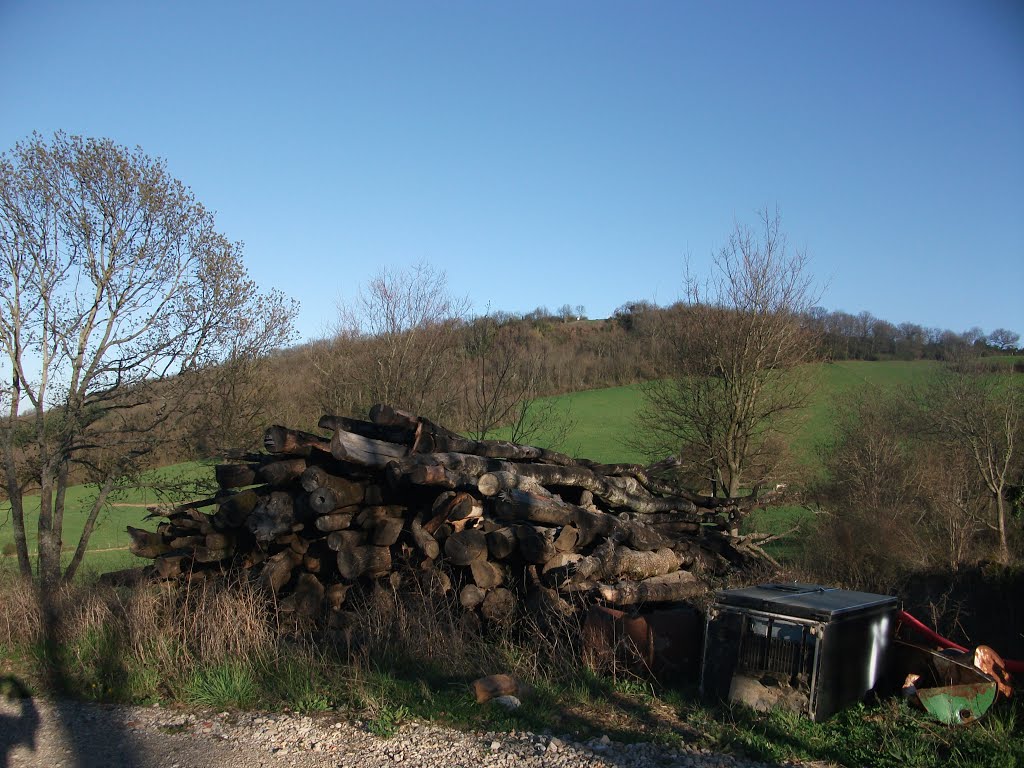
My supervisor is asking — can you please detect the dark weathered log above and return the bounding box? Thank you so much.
[318,414,415,445]
[193,546,231,563]
[459,583,487,610]
[517,525,556,564]
[571,541,682,583]
[371,517,404,547]
[469,559,505,589]
[355,505,406,528]
[205,532,234,550]
[541,552,584,586]
[565,570,702,606]
[127,526,168,558]
[264,425,331,456]
[485,527,518,560]
[477,471,547,497]
[167,534,205,550]
[481,587,516,626]
[325,582,352,613]
[410,418,578,466]
[300,466,367,504]
[368,403,419,429]
[154,553,191,579]
[258,458,308,486]
[327,529,365,552]
[410,514,441,560]
[303,553,322,573]
[403,464,479,489]
[247,491,296,541]
[275,533,310,555]
[279,573,325,616]
[215,463,259,489]
[553,525,579,552]
[444,529,488,565]
[336,544,392,580]
[331,430,407,468]
[314,510,356,532]
[445,492,482,522]
[215,488,265,528]
[604,570,701,604]
[494,489,672,551]
[260,549,303,595]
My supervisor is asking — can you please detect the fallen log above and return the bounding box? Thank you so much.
[264,425,331,456]
[331,430,407,468]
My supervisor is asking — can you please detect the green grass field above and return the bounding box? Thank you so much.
[508,360,940,466]
[1,360,947,575]
[0,461,215,575]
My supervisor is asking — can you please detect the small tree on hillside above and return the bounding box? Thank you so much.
[317,262,469,421]
[0,132,296,585]
[636,210,820,499]
[923,360,1022,565]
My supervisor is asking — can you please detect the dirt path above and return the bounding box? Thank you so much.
[0,695,808,768]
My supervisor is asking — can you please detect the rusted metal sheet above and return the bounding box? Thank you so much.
[917,682,997,725]
[582,604,703,683]
[895,640,1000,725]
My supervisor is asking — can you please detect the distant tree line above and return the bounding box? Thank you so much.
[806,308,1020,362]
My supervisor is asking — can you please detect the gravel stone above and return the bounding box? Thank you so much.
[0,695,830,768]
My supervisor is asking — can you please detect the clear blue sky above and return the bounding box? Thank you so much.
[2,1,1022,342]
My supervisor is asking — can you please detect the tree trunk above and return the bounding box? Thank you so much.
[263,425,331,455]
[330,430,407,468]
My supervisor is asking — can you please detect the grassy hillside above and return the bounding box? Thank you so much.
[508,360,940,466]
[0,461,214,575]
[1,361,942,575]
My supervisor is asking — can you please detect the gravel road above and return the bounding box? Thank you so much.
[0,695,821,768]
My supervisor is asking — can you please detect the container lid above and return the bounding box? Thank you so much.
[714,582,897,622]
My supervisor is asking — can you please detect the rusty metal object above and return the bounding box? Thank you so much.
[582,604,702,683]
[894,640,999,725]
[973,645,1013,699]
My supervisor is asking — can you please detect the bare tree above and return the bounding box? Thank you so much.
[319,262,468,421]
[0,132,296,584]
[636,210,820,498]
[460,310,575,447]
[924,360,1022,565]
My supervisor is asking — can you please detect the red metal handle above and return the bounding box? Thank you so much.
[897,609,1024,675]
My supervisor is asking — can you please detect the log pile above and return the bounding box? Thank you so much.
[129,406,780,626]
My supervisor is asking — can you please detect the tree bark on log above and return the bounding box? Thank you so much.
[260,549,302,595]
[444,529,488,565]
[331,430,407,468]
[459,583,487,610]
[485,527,518,560]
[481,587,516,625]
[264,426,331,456]
[279,573,325,616]
[300,466,366,502]
[215,463,259,489]
[570,543,682,583]
[336,544,391,580]
[314,510,356,532]
[564,570,703,606]
[318,415,414,445]
[247,491,296,542]
[494,489,672,551]
[409,514,440,560]
[258,458,307,486]
[470,559,505,589]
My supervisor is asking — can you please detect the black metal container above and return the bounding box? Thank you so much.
[700,583,897,721]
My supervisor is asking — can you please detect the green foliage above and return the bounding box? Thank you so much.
[184,662,261,709]
[366,703,410,738]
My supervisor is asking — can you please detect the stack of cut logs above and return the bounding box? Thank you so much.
[129,406,779,626]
